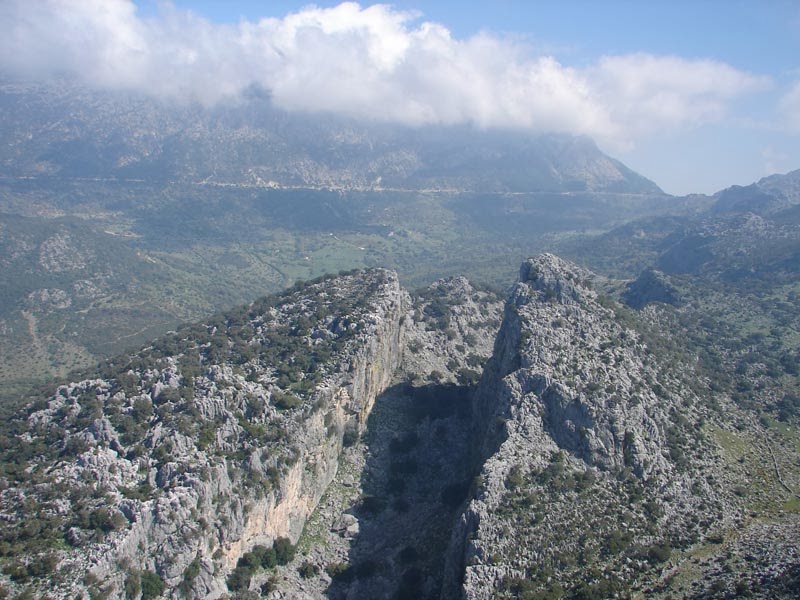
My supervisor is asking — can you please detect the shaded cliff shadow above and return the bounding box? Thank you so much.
[325,382,476,600]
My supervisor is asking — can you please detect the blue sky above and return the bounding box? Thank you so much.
[4,1,799,195]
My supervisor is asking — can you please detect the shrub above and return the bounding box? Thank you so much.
[237,552,260,571]
[647,543,672,564]
[251,544,276,569]
[182,556,200,584]
[326,561,354,583]
[273,537,295,565]
[260,578,278,595]
[226,566,252,591]
[140,570,164,600]
[124,572,140,600]
[505,465,524,490]
[273,392,302,410]
[342,425,359,447]
[298,561,319,579]
[456,368,480,386]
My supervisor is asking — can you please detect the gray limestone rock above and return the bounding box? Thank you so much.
[445,254,732,599]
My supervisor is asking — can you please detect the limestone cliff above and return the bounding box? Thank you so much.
[2,258,796,599]
[0,269,408,598]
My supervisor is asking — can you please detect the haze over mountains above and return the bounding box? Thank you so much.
[0,73,799,599]
[0,78,672,394]
[0,79,662,194]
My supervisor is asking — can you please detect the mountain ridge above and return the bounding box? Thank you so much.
[0,78,662,195]
[1,256,797,598]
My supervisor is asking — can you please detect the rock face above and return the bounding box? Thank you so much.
[257,276,505,600]
[3,257,798,599]
[0,269,409,598]
[446,254,732,599]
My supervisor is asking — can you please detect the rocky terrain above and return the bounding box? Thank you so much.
[1,255,798,599]
[446,256,734,598]
[1,78,714,401]
[0,269,410,598]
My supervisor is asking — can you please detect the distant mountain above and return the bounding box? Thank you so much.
[0,79,661,195]
[755,168,800,205]
[712,169,800,215]
[0,78,677,394]
[559,168,800,282]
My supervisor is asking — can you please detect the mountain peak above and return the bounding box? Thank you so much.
[518,254,593,305]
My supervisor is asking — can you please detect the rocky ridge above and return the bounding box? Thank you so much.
[447,254,738,599]
[0,269,409,598]
[0,256,798,599]
[251,276,505,600]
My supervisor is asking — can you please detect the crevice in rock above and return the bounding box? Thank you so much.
[325,381,477,600]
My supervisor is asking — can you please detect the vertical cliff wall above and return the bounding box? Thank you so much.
[1,270,409,598]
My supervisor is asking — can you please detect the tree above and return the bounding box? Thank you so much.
[274,537,296,565]
[140,570,164,600]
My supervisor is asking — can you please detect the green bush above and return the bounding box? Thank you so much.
[273,537,295,565]
[298,561,319,579]
[226,566,252,591]
[326,562,354,583]
[182,556,200,584]
[342,425,359,447]
[124,572,140,600]
[140,570,164,600]
[251,544,277,569]
[647,543,672,564]
[273,392,302,410]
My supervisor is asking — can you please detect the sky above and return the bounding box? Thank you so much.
[1,1,798,195]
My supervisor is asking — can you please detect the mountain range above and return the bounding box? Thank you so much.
[0,79,798,599]
[0,78,676,397]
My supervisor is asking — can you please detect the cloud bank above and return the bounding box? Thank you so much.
[0,0,772,149]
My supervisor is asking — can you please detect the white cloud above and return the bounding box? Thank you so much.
[780,82,800,132]
[589,54,771,146]
[0,0,771,148]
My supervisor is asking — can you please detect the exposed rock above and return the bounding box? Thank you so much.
[38,231,92,272]
[0,257,796,599]
[0,269,409,598]
[446,254,734,599]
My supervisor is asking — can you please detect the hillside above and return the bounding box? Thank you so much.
[0,79,678,398]
[1,257,797,599]
[0,80,661,195]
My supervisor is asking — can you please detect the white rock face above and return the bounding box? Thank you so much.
[3,269,410,598]
[446,254,730,599]
[0,259,748,599]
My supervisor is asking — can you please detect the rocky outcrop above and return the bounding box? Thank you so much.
[446,254,731,599]
[401,276,503,385]
[3,257,792,599]
[238,276,504,600]
[0,269,409,598]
